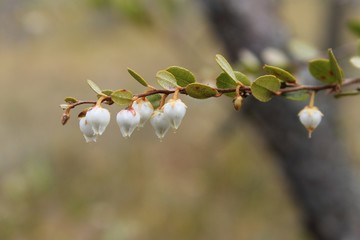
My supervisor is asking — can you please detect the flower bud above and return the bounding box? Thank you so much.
[298,106,323,138]
[85,106,111,135]
[150,110,171,139]
[116,108,140,138]
[163,99,187,129]
[132,98,154,127]
[79,117,97,142]
[233,96,243,111]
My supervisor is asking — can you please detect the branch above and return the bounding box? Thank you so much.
[63,77,360,112]
[278,78,360,95]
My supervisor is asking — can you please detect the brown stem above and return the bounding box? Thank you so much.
[279,78,360,95]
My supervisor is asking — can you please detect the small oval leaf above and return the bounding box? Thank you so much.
[250,75,281,102]
[283,90,310,101]
[87,79,105,96]
[263,65,297,83]
[234,71,251,86]
[215,54,237,82]
[156,70,178,90]
[166,66,196,87]
[146,94,162,109]
[216,73,237,97]
[334,91,360,98]
[102,89,113,96]
[127,68,149,87]
[308,59,338,84]
[111,90,133,105]
[64,97,77,104]
[185,83,218,99]
[328,48,344,84]
[97,90,114,104]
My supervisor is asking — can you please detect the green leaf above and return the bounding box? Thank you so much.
[215,54,237,82]
[156,70,178,90]
[334,91,360,98]
[348,20,360,37]
[235,71,251,86]
[166,66,196,87]
[328,48,344,84]
[97,89,113,99]
[283,90,310,101]
[216,73,237,97]
[111,90,133,105]
[185,83,218,99]
[216,71,251,97]
[250,75,281,102]
[308,59,338,84]
[64,97,77,104]
[87,79,106,96]
[146,94,162,109]
[127,68,149,87]
[263,65,297,83]
[101,89,113,96]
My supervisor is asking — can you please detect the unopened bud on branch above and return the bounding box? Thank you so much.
[233,96,243,111]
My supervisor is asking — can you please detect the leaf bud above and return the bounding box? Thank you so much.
[163,99,187,129]
[116,108,140,138]
[85,106,111,135]
[298,106,323,138]
[61,113,70,125]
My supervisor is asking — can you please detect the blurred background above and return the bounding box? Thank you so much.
[0,0,360,239]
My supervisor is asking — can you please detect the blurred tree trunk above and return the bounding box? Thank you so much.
[201,0,360,239]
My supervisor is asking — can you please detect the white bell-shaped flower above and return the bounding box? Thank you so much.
[132,98,154,127]
[150,110,171,139]
[85,106,111,135]
[163,99,187,129]
[116,108,140,138]
[298,106,323,138]
[79,117,97,143]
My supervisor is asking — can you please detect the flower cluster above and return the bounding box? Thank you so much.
[79,97,187,142]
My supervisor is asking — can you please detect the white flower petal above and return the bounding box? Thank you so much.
[298,106,323,138]
[163,99,187,129]
[116,109,140,138]
[150,110,170,139]
[79,117,97,143]
[85,106,111,135]
[132,99,154,127]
